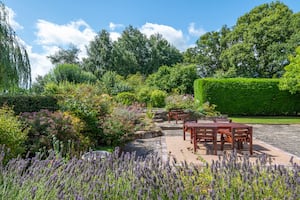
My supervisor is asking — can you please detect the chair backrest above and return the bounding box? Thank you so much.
[195,128,215,140]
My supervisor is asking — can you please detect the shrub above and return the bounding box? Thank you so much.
[100,71,132,95]
[0,106,27,161]
[165,94,195,111]
[20,110,90,157]
[102,105,141,146]
[194,78,300,115]
[196,101,221,117]
[115,92,137,105]
[53,64,97,84]
[136,86,153,105]
[44,82,113,146]
[150,89,167,107]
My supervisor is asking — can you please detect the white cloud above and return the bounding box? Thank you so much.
[109,31,121,42]
[25,19,98,81]
[5,6,23,30]
[140,22,188,51]
[27,19,124,81]
[36,19,96,47]
[188,22,206,37]
[109,22,124,31]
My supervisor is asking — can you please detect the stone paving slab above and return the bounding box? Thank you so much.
[122,120,300,166]
[164,129,300,166]
[252,124,300,157]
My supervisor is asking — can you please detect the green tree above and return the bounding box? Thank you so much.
[0,2,31,91]
[112,25,150,76]
[185,26,230,77]
[83,30,113,78]
[221,2,297,78]
[279,46,300,94]
[148,34,183,74]
[47,44,80,65]
[146,64,198,94]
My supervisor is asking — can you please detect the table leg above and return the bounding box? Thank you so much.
[249,127,253,155]
[183,125,186,140]
[232,129,235,151]
[193,128,197,153]
[213,128,217,155]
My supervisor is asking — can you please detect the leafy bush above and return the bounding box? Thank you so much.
[136,86,153,105]
[20,110,90,157]
[100,71,132,95]
[115,92,137,105]
[196,101,221,117]
[0,106,27,161]
[150,89,167,107]
[53,63,97,84]
[0,149,298,199]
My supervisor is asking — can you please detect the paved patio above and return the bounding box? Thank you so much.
[122,120,300,166]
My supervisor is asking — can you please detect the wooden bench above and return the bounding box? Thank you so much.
[168,109,189,124]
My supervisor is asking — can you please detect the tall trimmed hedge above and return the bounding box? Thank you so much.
[194,78,300,116]
[0,95,58,114]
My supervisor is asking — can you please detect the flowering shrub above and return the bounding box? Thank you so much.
[0,149,298,199]
[20,110,90,157]
[44,82,113,146]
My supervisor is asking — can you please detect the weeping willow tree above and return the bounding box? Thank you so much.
[0,2,31,92]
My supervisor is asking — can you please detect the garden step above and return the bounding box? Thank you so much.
[134,130,163,139]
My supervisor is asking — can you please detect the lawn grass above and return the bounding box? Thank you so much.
[230,116,300,124]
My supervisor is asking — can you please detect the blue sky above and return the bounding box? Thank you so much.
[2,0,300,81]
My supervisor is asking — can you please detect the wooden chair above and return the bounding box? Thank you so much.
[220,127,252,152]
[213,117,232,141]
[168,109,189,124]
[183,117,197,142]
[193,127,216,153]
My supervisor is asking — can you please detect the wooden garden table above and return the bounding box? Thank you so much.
[183,122,253,155]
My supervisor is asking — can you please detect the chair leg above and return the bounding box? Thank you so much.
[220,134,224,151]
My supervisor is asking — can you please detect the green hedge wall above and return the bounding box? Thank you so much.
[194,78,300,116]
[0,95,59,114]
